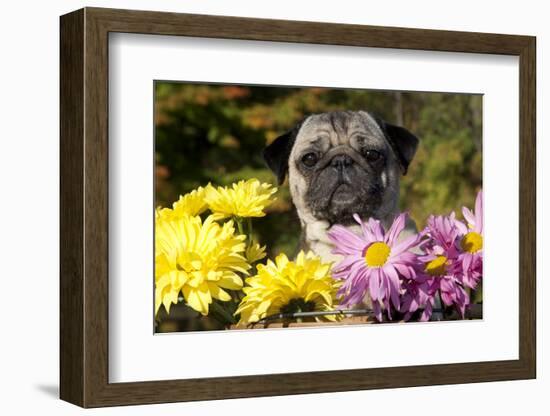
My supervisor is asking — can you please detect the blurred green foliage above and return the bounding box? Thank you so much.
[155,82,482,259]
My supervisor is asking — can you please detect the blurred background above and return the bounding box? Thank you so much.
[154,82,482,332]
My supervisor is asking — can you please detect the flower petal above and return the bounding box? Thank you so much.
[328,225,366,255]
[391,233,421,257]
[462,207,476,227]
[385,213,406,245]
[208,283,231,301]
[218,273,244,290]
[368,217,385,241]
[475,189,483,233]
[369,268,381,301]
[384,265,401,311]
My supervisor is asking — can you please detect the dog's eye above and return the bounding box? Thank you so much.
[301,153,318,167]
[364,149,382,162]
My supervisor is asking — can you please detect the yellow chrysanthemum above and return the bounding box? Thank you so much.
[155,214,250,316]
[156,187,208,220]
[235,251,339,325]
[245,243,267,263]
[204,179,277,220]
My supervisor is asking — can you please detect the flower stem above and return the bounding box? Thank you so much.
[235,217,245,237]
[246,218,254,246]
[210,301,237,325]
[437,289,445,320]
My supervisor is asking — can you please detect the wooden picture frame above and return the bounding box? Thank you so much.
[60,7,536,408]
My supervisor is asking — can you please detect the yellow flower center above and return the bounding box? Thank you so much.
[365,242,391,267]
[460,231,483,253]
[425,255,448,276]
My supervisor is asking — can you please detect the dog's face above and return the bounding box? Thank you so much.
[264,110,419,226]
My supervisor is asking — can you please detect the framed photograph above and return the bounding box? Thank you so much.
[60,7,536,408]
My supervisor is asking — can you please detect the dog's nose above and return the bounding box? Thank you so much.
[331,154,353,169]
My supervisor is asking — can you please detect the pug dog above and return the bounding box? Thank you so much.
[263,110,419,264]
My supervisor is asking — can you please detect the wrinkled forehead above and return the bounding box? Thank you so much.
[295,111,387,150]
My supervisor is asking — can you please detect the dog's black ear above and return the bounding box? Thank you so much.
[263,121,303,185]
[375,118,419,175]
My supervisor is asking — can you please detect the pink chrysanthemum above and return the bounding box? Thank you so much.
[454,190,483,289]
[401,213,469,321]
[328,213,421,321]
[400,275,433,321]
